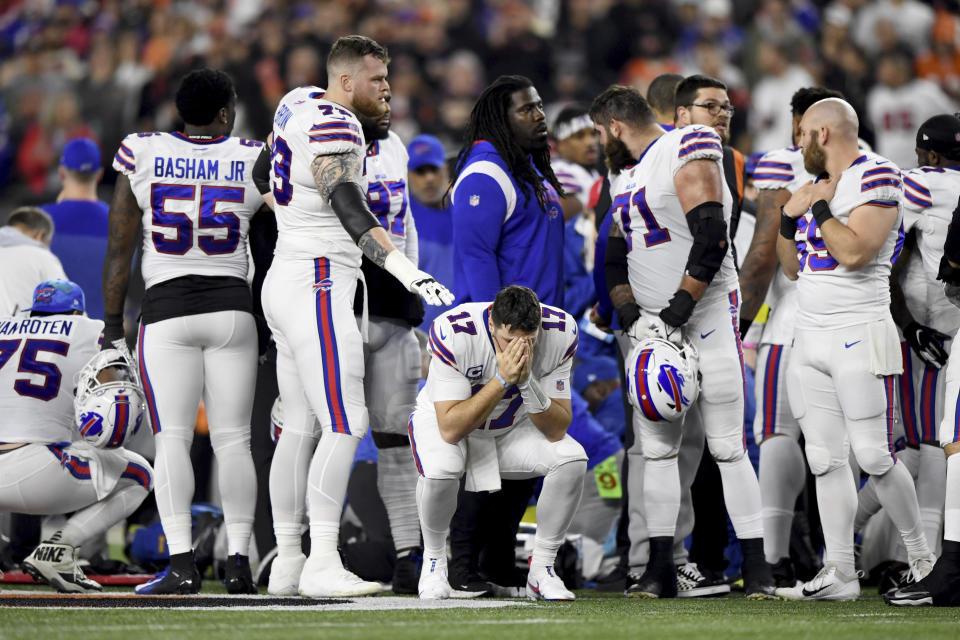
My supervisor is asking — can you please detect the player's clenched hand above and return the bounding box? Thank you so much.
[496,337,527,386]
[904,321,951,368]
[411,272,455,306]
[782,181,815,218]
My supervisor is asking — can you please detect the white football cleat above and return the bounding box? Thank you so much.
[418,555,452,600]
[527,564,575,601]
[908,553,937,584]
[776,564,860,601]
[23,541,102,593]
[267,553,306,596]
[298,557,381,598]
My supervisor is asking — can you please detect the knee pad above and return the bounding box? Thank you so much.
[209,423,251,453]
[853,443,896,476]
[804,441,846,476]
[706,433,746,463]
[641,429,681,461]
[545,437,588,473]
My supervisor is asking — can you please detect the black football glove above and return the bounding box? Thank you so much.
[904,321,951,369]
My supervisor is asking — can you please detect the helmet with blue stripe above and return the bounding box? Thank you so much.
[626,337,700,423]
[26,279,85,314]
[74,348,146,448]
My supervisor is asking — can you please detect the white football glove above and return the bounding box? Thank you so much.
[383,250,455,307]
[628,312,683,346]
[411,273,455,307]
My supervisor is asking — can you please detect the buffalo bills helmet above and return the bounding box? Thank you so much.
[625,337,700,423]
[74,348,146,448]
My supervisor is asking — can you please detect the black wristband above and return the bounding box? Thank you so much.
[779,207,798,240]
[615,302,641,332]
[659,289,696,327]
[102,312,125,348]
[811,199,834,226]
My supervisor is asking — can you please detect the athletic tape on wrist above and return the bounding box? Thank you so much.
[519,377,551,414]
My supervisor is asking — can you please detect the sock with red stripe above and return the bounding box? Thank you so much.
[918,443,947,553]
[759,435,805,562]
[57,477,150,547]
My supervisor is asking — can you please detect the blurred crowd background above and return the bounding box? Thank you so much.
[1,0,960,216]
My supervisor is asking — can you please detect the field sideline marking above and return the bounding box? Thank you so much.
[17,618,563,632]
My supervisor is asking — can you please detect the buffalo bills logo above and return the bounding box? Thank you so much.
[657,364,690,412]
[79,411,104,438]
[313,278,333,292]
[547,205,560,220]
[34,287,56,303]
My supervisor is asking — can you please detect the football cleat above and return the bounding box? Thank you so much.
[884,582,934,606]
[907,553,938,584]
[770,558,799,589]
[267,553,306,596]
[299,557,380,598]
[776,564,860,601]
[447,567,494,599]
[677,563,731,598]
[23,542,102,593]
[392,549,422,595]
[418,555,452,600]
[625,563,678,599]
[527,564,575,601]
[224,554,257,594]
[135,563,201,595]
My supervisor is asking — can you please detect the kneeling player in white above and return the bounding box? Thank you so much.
[0,280,152,592]
[412,286,587,601]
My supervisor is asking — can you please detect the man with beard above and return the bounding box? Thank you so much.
[775,98,933,601]
[262,35,453,598]
[351,98,425,594]
[444,75,567,595]
[590,85,775,599]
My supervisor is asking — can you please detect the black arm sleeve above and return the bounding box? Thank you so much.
[684,201,729,283]
[252,146,271,196]
[329,181,381,244]
[945,195,960,264]
[605,234,640,330]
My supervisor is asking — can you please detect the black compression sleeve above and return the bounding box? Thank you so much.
[684,201,728,283]
[252,146,271,196]
[330,181,381,244]
[605,235,630,291]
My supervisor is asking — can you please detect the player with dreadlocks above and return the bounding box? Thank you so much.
[449,74,566,307]
[440,75,569,597]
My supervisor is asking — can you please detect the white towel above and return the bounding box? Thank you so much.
[868,318,903,376]
[463,436,501,493]
[67,441,126,500]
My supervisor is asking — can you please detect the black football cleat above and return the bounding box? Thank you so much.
[740,538,777,600]
[392,548,422,595]
[135,552,201,595]
[625,562,678,599]
[224,554,257,594]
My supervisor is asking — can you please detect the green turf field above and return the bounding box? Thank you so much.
[2,588,959,640]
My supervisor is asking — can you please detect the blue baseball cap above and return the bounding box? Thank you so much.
[407,134,446,170]
[26,280,86,314]
[60,138,102,173]
[572,356,621,395]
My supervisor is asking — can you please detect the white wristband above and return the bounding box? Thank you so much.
[518,377,551,414]
[383,249,421,293]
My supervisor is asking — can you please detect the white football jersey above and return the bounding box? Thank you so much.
[270,86,367,267]
[608,125,737,311]
[113,131,264,289]
[552,158,601,209]
[0,315,102,443]
[364,131,411,256]
[753,146,813,346]
[792,152,904,329]
[903,166,960,283]
[418,302,578,438]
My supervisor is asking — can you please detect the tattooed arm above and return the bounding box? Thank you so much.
[738,187,790,334]
[313,150,454,306]
[101,173,140,347]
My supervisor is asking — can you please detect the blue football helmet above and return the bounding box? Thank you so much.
[26,279,85,314]
[626,337,700,423]
[74,349,145,448]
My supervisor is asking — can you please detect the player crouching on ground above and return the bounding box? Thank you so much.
[0,280,153,593]
[411,285,587,600]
